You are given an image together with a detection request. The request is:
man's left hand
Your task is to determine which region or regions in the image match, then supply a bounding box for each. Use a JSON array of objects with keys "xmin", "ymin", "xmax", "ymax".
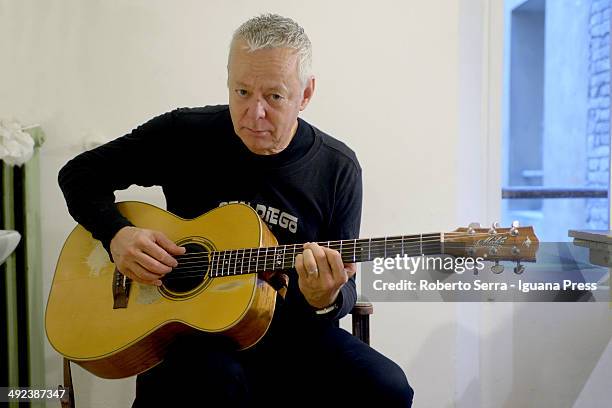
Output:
[{"xmin": 295, "ymin": 242, "xmax": 356, "ymax": 309}]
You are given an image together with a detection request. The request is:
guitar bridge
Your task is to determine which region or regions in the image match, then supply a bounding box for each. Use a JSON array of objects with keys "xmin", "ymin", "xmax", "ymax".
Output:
[{"xmin": 112, "ymin": 268, "xmax": 131, "ymax": 309}]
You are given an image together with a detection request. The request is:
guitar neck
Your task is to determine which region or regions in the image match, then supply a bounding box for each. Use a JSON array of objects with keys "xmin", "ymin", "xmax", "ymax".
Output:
[{"xmin": 207, "ymin": 233, "xmax": 444, "ymax": 278}]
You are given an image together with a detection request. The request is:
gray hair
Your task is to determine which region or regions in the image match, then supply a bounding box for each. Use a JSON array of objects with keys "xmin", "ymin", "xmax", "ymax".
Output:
[{"xmin": 228, "ymin": 14, "xmax": 312, "ymax": 86}]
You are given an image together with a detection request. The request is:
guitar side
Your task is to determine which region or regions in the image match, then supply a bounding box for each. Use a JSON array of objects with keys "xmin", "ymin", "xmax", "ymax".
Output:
[{"xmin": 45, "ymin": 202, "xmax": 278, "ymax": 379}]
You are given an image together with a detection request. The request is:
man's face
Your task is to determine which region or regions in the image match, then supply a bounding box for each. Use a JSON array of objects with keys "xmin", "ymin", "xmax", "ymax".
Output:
[{"xmin": 228, "ymin": 40, "xmax": 314, "ymax": 155}]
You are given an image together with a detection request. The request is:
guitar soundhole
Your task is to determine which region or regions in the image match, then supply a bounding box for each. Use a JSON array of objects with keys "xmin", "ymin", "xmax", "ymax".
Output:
[{"xmin": 161, "ymin": 242, "xmax": 209, "ymax": 295}]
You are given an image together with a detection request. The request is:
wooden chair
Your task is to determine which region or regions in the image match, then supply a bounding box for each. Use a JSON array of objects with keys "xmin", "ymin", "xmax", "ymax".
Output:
[{"xmin": 59, "ymin": 300, "xmax": 373, "ymax": 408}]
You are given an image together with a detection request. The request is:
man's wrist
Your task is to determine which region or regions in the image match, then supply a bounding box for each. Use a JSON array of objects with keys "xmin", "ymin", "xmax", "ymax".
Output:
[
  {"xmin": 313, "ymin": 292, "xmax": 342, "ymax": 315},
  {"xmin": 314, "ymin": 302, "xmax": 338, "ymax": 315}
]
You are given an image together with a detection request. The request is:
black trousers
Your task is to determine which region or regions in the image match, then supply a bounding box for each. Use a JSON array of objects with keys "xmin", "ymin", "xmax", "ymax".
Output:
[{"xmin": 133, "ymin": 302, "xmax": 414, "ymax": 407}]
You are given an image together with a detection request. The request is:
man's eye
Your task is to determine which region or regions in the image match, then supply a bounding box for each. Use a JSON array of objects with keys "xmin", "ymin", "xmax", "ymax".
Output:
[
  {"xmin": 236, "ymin": 89, "xmax": 248, "ymax": 96},
  {"xmin": 270, "ymin": 94, "xmax": 283, "ymax": 101}
]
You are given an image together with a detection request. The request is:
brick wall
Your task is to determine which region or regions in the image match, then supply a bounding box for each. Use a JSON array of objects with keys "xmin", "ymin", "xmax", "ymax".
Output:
[{"xmin": 587, "ymin": 0, "xmax": 611, "ymax": 228}]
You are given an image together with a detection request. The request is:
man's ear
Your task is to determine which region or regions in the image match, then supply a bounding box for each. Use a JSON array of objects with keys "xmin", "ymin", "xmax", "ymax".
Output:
[{"xmin": 299, "ymin": 76, "xmax": 315, "ymax": 111}]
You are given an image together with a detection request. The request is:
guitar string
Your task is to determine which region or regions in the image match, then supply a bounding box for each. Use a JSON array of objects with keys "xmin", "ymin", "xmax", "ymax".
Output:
[
  {"xmin": 171, "ymin": 232, "xmax": 516, "ymax": 266},
  {"xmin": 174, "ymin": 240, "xmax": 454, "ymax": 268},
  {"xmin": 168, "ymin": 232, "xmax": 516, "ymax": 275},
  {"xmin": 107, "ymin": 231, "xmax": 523, "ymax": 282},
  {"xmin": 157, "ymin": 244, "xmax": 475, "ymax": 282},
  {"xmin": 156, "ymin": 241, "xmax": 521, "ymax": 282},
  {"xmin": 173, "ymin": 231, "xmax": 512, "ymax": 261}
]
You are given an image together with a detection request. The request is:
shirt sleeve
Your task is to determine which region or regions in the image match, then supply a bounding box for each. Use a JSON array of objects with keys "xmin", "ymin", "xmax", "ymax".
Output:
[
  {"xmin": 58, "ymin": 111, "xmax": 175, "ymax": 254},
  {"xmin": 324, "ymin": 160, "xmax": 363, "ymax": 321}
]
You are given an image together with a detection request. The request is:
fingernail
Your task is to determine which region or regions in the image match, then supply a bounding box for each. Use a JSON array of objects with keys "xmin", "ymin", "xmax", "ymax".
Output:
[{"xmin": 155, "ymin": 280, "xmax": 162, "ymax": 286}]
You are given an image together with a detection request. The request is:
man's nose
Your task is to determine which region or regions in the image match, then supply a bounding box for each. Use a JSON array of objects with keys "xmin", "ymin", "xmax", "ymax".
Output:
[{"xmin": 247, "ymin": 99, "xmax": 266, "ymax": 121}]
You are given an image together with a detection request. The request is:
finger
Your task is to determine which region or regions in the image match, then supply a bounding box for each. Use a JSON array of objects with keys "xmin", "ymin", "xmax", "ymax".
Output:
[
  {"xmin": 123, "ymin": 263, "xmax": 163, "ymax": 286},
  {"xmin": 344, "ymin": 263, "xmax": 357, "ymax": 278},
  {"xmin": 134, "ymin": 251, "xmax": 173, "ymax": 276},
  {"xmin": 295, "ymin": 253, "xmax": 308, "ymax": 281},
  {"xmin": 302, "ymin": 247, "xmax": 320, "ymax": 278},
  {"xmin": 304, "ymin": 243, "xmax": 332, "ymax": 278},
  {"xmin": 140, "ymin": 234, "xmax": 180, "ymax": 268},
  {"xmin": 323, "ymin": 247, "xmax": 347, "ymax": 287},
  {"xmin": 153, "ymin": 231, "xmax": 186, "ymax": 256}
]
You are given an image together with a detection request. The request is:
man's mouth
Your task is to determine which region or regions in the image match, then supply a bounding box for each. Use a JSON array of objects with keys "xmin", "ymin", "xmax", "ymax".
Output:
[{"xmin": 245, "ymin": 127, "xmax": 272, "ymax": 136}]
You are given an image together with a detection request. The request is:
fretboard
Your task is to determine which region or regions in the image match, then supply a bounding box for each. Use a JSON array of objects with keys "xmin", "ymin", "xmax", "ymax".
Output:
[{"xmin": 204, "ymin": 233, "xmax": 443, "ymax": 278}]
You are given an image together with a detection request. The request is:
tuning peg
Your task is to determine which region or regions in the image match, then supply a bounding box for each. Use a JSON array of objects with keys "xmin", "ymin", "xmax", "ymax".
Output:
[
  {"xmin": 489, "ymin": 222, "xmax": 500, "ymax": 234},
  {"xmin": 491, "ymin": 261, "xmax": 504, "ymax": 274},
  {"xmin": 514, "ymin": 260, "xmax": 525, "ymax": 275},
  {"xmin": 467, "ymin": 222, "xmax": 480, "ymax": 235},
  {"xmin": 510, "ymin": 220, "xmax": 520, "ymax": 236}
]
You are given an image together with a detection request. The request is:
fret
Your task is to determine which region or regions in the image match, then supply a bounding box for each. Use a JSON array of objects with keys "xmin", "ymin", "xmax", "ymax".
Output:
[
  {"xmin": 354, "ymin": 239, "xmax": 368, "ymax": 262},
  {"xmin": 419, "ymin": 234, "xmax": 423, "ymax": 255},
  {"xmin": 247, "ymin": 247, "xmax": 252, "ymax": 274},
  {"xmin": 210, "ymin": 233, "xmax": 443, "ymax": 276},
  {"xmin": 384, "ymin": 237, "xmax": 387, "ymax": 258},
  {"xmin": 255, "ymin": 248, "xmax": 260, "ymax": 273},
  {"xmin": 289, "ymin": 244, "xmax": 294, "ymax": 268},
  {"xmin": 209, "ymin": 252, "xmax": 215, "ymax": 277},
  {"xmin": 213, "ymin": 251, "xmax": 219, "ymax": 277},
  {"xmin": 229, "ymin": 249, "xmax": 235, "ymax": 275},
  {"xmin": 226, "ymin": 250, "xmax": 231, "ymax": 275},
  {"xmin": 371, "ymin": 238, "xmax": 386, "ymax": 259},
  {"xmin": 274, "ymin": 246, "xmax": 283, "ymax": 270},
  {"xmin": 236, "ymin": 249, "xmax": 243, "ymax": 275},
  {"xmin": 282, "ymin": 245, "xmax": 292, "ymax": 269},
  {"xmin": 389, "ymin": 237, "xmax": 402, "ymax": 259},
  {"xmin": 268, "ymin": 247, "xmax": 273, "ymax": 270},
  {"xmin": 227, "ymin": 250, "xmax": 233, "ymax": 275},
  {"xmin": 271, "ymin": 247, "xmax": 277, "ymax": 270},
  {"xmin": 221, "ymin": 250, "xmax": 227, "ymax": 276},
  {"xmin": 242, "ymin": 248, "xmax": 247, "ymax": 275}
]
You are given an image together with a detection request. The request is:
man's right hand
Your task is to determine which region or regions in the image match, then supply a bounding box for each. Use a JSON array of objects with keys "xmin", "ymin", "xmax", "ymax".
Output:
[{"xmin": 110, "ymin": 226, "xmax": 186, "ymax": 286}]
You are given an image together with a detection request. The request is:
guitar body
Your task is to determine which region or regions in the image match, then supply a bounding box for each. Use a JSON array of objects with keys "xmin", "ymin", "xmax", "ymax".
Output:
[{"xmin": 45, "ymin": 202, "xmax": 278, "ymax": 379}]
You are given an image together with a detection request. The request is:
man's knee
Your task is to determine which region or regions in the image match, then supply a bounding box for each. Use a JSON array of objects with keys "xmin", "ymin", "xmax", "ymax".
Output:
[{"xmin": 372, "ymin": 360, "xmax": 414, "ymax": 407}]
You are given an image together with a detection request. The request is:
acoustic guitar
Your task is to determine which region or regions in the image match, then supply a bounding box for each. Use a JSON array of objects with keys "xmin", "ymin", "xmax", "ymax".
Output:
[{"xmin": 45, "ymin": 201, "xmax": 538, "ymax": 379}]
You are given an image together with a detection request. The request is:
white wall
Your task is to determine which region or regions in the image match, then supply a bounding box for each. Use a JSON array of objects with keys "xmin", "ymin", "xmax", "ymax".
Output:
[{"xmin": 2, "ymin": 1, "xmax": 610, "ymax": 407}]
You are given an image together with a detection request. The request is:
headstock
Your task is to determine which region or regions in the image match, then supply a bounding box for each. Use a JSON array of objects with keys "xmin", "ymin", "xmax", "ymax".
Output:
[{"xmin": 444, "ymin": 221, "xmax": 539, "ymax": 274}]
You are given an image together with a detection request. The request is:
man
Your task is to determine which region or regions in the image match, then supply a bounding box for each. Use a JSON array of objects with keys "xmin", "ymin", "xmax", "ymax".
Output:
[{"xmin": 59, "ymin": 14, "xmax": 414, "ymax": 407}]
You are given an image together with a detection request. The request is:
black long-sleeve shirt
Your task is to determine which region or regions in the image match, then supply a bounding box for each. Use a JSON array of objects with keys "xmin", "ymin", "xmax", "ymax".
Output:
[{"xmin": 58, "ymin": 105, "xmax": 362, "ymax": 321}]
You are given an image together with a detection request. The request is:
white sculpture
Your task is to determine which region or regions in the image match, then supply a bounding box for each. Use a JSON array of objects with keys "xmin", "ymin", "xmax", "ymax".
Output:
[{"xmin": 0, "ymin": 230, "xmax": 21, "ymax": 265}]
